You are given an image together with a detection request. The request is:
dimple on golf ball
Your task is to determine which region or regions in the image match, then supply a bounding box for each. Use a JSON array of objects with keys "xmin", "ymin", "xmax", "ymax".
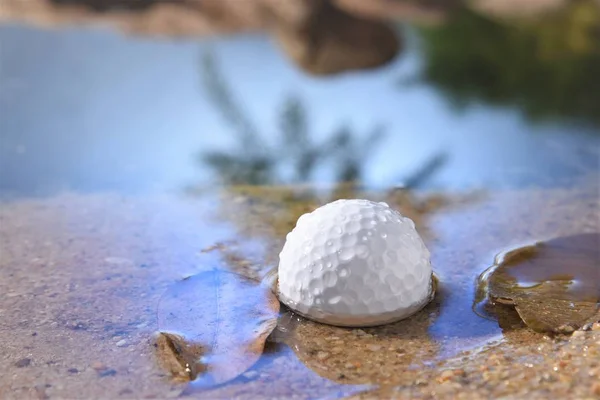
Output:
[{"xmin": 278, "ymin": 199, "xmax": 433, "ymax": 327}]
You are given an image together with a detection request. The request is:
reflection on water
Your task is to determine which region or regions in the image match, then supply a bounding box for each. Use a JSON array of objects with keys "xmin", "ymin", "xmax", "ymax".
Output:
[
  {"xmin": 474, "ymin": 233, "xmax": 600, "ymax": 333},
  {"xmin": 417, "ymin": 2, "xmax": 600, "ymax": 127},
  {"xmin": 1, "ymin": 3, "xmax": 599, "ymax": 196},
  {"xmin": 199, "ymin": 52, "xmax": 387, "ymax": 185},
  {"xmin": 156, "ymin": 270, "xmax": 279, "ymax": 389},
  {"xmin": 210, "ymin": 185, "xmax": 490, "ymax": 364},
  {"xmin": 203, "ymin": 173, "xmax": 598, "ymax": 389}
]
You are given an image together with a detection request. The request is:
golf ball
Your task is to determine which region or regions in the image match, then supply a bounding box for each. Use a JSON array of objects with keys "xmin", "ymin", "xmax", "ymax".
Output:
[{"xmin": 278, "ymin": 199, "xmax": 433, "ymax": 327}]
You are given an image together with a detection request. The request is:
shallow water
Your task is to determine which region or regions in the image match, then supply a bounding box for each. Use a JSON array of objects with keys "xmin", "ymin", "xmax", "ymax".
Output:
[
  {"xmin": 474, "ymin": 233, "xmax": 599, "ymax": 333},
  {"xmin": 1, "ymin": 4, "xmax": 600, "ymax": 399},
  {"xmin": 483, "ymin": 234, "xmax": 600, "ymax": 302}
]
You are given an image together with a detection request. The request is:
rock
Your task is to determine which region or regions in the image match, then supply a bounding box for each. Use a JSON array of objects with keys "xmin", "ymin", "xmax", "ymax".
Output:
[
  {"xmin": 438, "ymin": 368, "xmax": 466, "ymax": 382},
  {"xmin": 265, "ymin": 0, "xmax": 400, "ymax": 75},
  {"xmin": 439, "ymin": 370, "xmax": 455, "ymax": 382},
  {"xmin": 478, "ymin": 234, "xmax": 600, "ymax": 333}
]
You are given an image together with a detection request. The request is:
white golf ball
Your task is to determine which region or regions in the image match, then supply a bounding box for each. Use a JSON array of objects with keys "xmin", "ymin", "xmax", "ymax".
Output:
[{"xmin": 278, "ymin": 199, "xmax": 433, "ymax": 327}]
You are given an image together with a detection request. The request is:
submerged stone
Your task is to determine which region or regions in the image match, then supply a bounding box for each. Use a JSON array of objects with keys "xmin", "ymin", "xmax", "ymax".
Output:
[{"xmin": 476, "ymin": 233, "xmax": 600, "ymax": 333}]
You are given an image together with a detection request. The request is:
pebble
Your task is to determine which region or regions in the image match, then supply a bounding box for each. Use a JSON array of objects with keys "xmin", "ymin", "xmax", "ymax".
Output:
[
  {"xmin": 344, "ymin": 362, "xmax": 356, "ymax": 369},
  {"xmin": 560, "ymin": 325, "xmax": 575, "ymax": 333},
  {"xmin": 439, "ymin": 370, "xmax": 454, "ymax": 382},
  {"xmin": 91, "ymin": 362, "xmax": 106, "ymax": 371},
  {"xmin": 116, "ymin": 339, "xmax": 127, "ymax": 347},
  {"xmin": 572, "ymin": 331, "xmax": 586, "ymax": 338},
  {"xmin": 316, "ymin": 351, "xmax": 330, "ymax": 360},
  {"xmin": 367, "ymin": 344, "xmax": 382, "ymax": 352},
  {"xmin": 439, "ymin": 369, "xmax": 466, "ymax": 383},
  {"xmin": 331, "ymin": 347, "xmax": 343, "ymax": 354},
  {"xmin": 350, "ymin": 329, "xmax": 373, "ymax": 338}
]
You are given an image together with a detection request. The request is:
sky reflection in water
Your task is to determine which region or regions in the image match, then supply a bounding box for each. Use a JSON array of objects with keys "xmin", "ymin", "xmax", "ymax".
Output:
[{"xmin": 1, "ymin": 8, "xmax": 598, "ymax": 197}]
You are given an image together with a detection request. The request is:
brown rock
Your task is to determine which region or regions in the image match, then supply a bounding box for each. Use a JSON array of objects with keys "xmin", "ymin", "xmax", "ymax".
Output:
[
  {"xmin": 438, "ymin": 368, "xmax": 466, "ymax": 383},
  {"xmin": 479, "ymin": 234, "xmax": 600, "ymax": 334},
  {"xmin": 439, "ymin": 369, "xmax": 455, "ymax": 382},
  {"xmin": 367, "ymin": 344, "xmax": 382, "ymax": 352},
  {"xmin": 265, "ymin": 0, "xmax": 400, "ymax": 75}
]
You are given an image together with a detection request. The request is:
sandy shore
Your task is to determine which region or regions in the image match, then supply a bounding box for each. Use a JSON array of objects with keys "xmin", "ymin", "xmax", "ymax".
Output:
[{"xmin": 0, "ymin": 173, "xmax": 598, "ymax": 399}]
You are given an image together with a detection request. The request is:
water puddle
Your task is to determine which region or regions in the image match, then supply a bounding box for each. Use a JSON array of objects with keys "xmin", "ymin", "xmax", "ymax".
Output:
[
  {"xmin": 155, "ymin": 270, "xmax": 279, "ymax": 391},
  {"xmin": 151, "ymin": 178, "xmax": 598, "ymax": 394},
  {"xmin": 475, "ymin": 233, "xmax": 600, "ymax": 333}
]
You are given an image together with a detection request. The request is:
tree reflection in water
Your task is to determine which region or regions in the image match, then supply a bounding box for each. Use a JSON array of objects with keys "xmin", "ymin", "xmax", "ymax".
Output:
[
  {"xmin": 195, "ymin": 50, "xmax": 462, "ymax": 279},
  {"xmin": 199, "ymin": 51, "xmax": 386, "ymax": 186},
  {"xmin": 415, "ymin": 2, "xmax": 600, "ymax": 127}
]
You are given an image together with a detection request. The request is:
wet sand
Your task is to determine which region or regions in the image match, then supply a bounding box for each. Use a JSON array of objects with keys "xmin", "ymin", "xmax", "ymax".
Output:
[{"xmin": 1, "ymin": 173, "xmax": 598, "ymax": 399}]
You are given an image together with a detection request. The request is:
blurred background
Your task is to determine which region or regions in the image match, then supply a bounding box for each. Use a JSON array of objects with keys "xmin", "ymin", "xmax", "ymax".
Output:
[{"xmin": 1, "ymin": 0, "xmax": 599, "ymax": 197}]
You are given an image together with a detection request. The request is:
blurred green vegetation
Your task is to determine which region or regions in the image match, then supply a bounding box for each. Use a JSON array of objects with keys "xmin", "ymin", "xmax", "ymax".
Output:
[{"xmin": 416, "ymin": 1, "xmax": 600, "ymax": 126}]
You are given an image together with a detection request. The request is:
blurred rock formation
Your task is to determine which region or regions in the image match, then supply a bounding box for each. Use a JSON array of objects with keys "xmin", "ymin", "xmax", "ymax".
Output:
[{"xmin": 0, "ymin": 0, "xmax": 448, "ymax": 75}]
